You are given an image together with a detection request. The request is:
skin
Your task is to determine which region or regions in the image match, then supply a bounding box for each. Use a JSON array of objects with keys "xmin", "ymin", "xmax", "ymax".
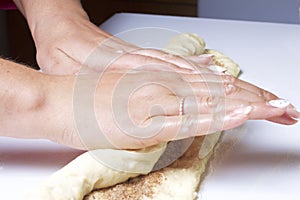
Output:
[
  {"xmin": 12, "ymin": 0, "xmax": 213, "ymax": 74},
  {"xmin": 2, "ymin": 0, "xmax": 297, "ymax": 150},
  {"xmin": 0, "ymin": 58, "xmax": 298, "ymax": 150}
]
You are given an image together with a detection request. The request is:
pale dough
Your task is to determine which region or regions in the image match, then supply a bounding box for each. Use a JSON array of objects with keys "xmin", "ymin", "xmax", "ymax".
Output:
[
  {"xmin": 164, "ymin": 33, "xmax": 206, "ymax": 56},
  {"xmin": 28, "ymin": 33, "xmax": 240, "ymax": 200},
  {"xmin": 27, "ymin": 144, "xmax": 167, "ymax": 200}
]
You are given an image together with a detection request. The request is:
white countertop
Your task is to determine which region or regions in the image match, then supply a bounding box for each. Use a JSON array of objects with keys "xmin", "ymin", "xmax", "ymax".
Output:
[
  {"xmin": 1, "ymin": 13, "xmax": 299, "ymax": 199},
  {"xmin": 101, "ymin": 13, "xmax": 300, "ymax": 200}
]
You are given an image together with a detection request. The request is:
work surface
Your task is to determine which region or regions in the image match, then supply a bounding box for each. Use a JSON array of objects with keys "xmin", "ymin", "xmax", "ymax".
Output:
[{"xmin": 1, "ymin": 13, "xmax": 300, "ymax": 199}]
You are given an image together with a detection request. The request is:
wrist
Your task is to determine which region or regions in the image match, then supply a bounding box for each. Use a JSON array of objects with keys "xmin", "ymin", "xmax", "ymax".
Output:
[
  {"xmin": 0, "ymin": 59, "xmax": 79, "ymax": 147},
  {"xmin": 0, "ymin": 59, "xmax": 48, "ymax": 138},
  {"xmin": 41, "ymin": 74, "xmax": 77, "ymax": 145}
]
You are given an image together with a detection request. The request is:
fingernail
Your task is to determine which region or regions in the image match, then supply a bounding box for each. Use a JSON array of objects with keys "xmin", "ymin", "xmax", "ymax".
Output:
[
  {"xmin": 230, "ymin": 106, "xmax": 252, "ymax": 117},
  {"xmin": 115, "ymin": 49, "xmax": 125, "ymax": 54},
  {"xmin": 208, "ymin": 65, "xmax": 227, "ymax": 73},
  {"xmin": 232, "ymin": 106, "xmax": 253, "ymax": 116},
  {"xmin": 201, "ymin": 54, "xmax": 214, "ymax": 58},
  {"xmin": 225, "ymin": 106, "xmax": 252, "ymax": 121},
  {"xmin": 287, "ymin": 106, "xmax": 300, "ymax": 119},
  {"xmin": 268, "ymin": 99, "xmax": 290, "ymax": 108}
]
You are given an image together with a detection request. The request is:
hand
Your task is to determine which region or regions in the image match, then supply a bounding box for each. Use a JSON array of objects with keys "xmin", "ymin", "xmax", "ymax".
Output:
[
  {"xmin": 52, "ymin": 68, "xmax": 298, "ymax": 150},
  {"xmin": 33, "ymin": 15, "xmax": 212, "ymax": 75},
  {"xmin": 14, "ymin": 0, "xmax": 210, "ymax": 75}
]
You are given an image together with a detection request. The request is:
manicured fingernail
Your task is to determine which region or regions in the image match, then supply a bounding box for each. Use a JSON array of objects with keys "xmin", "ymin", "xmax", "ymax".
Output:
[
  {"xmin": 208, "ymin": 65, "xmax": 227, "ymax": 73},
  {"xmin": 287, "ymin": 106, "xmax": 300, "ymax": 119},
  {"xmin": 268, "ymin": 99, "xmax": 290, "ymax": 108}
]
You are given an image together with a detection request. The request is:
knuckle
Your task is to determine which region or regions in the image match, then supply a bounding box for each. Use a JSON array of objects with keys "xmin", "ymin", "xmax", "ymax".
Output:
[
  {"xmin": 224, "ymin": 83, "xmax": 240, "ymax": 96},
  {"xmin": 222, "ymin": 74, "xmax": 237, "ymax": 84},
  {"xmin": 200, "ymin": 96, "xmax": 225, "ymax": 113},
  {"xmin": 261, "ymin": 89, "xmax": 276, "ymax": 100},
  {"xmin": 202, "ymin": 96, "xmax": 218, "ymax": 108},
  {"xmin": 162, "ymin": 52, "xmax": 176, "ymax": 60}
]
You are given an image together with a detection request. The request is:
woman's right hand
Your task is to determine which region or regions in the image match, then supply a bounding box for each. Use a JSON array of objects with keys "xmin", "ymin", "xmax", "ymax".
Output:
[{"xmin": 49, "ymin": 67, "xmax": 298, "ymax": 150}]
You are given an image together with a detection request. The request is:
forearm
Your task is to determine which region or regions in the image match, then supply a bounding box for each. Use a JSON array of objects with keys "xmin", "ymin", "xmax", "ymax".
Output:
[
  {"xmin": 0, "ymin": 58, "xmax": 75, "ymax": 143},
  {"xmin": 13, "ymin": 0, "xmax": 110, "ymax": 42},
  {"xmin": 13, "ymin": 0, "xmax": 88, "ymax": 29},
  {"xmin": 0, "ymin": 58, "xmax": 44, "ymax": 137}
]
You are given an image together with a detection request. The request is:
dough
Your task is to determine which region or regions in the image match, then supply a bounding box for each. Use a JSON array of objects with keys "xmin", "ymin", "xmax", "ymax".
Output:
[
  {"xmin": 85, "ymin": 136, "xmax": 221, "ymax": 200},
  {"xmin": 164, "ymin": 33, "xmax": 206, "ymax": 56},
  {"xmin": 28, "ymin": 33, "xmax": 240, "ymax": 200},
  {"xmin": 27, "ymin": 144, "xmax": 167, "ymax": 200},
  {"xmin": 204, "ymin": 49, "xmax": 240, "ymax": 77},
  {"xmin": 85, "ymin": 34, "xmax": 240, "ymax": 200}
]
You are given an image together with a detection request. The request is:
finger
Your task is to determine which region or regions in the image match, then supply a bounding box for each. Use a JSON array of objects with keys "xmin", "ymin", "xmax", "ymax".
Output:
[
  {"xmin": 221, "ymin": 75, "xmax": 279, "ymax": 101},
  {"xmin": 186, "ymin": 56, "xmax": 230, "ymax": 74},
  {"xmin": 159, "ymin": 73, "xmax": 269, "ymax": 103},
  {"xmin": 114, "ymin": 52, "xmax": 194, "ymax": 73},
  {"xmin": 151, "ymin": 99, "xmax": 295, "ymax": 142},
  {"xmin": 182, "ymin": 73, "xmax": 282, "ymax": 101},
  {"xmin": 185, "ymin": 54, "xmax": 214, "ymax": 66},
  {"xmin": 187, "ymin": 82, "xmax": 265, "ymax": 102},
  {"xmin": 263, "ymin": 100, "xmax": 298, "ymax": 124},
  {"xmin": 162, "ymin": 95, "xmax": 290, "ymax": 119},
  {"xmin": 267, "ymin": 113, "xmax": 298, "ymax": 125},
  {"xmin": 149, "ymin": 106, "xmax": 252, "ymax": 143},
  {"xmin": 131, "ymin": 49, "xmax": 199, "ymax": 71},
  {"xmin": 182, "ymin": 73, "xmax": 275, "ymax": 99},
  {"xmin": 178, "ymin": 96, "xmax": 279, "ymax": 116},
  {"xmin": 160, "ymin": 95, "xmax": 249, "ymax": 116},
  {"xmin": 181, "ymin": 74, "xmax": 299, "ymax": 124},
  {"xmin": 223, "ymin": 78, "xmax": 300, "ymax": 123},
  {"xmin": 181, "ymin": 73, "xmax": 299, "ymax": 120},
  {"xmin": 248, "ymin": 101, "xmax": 289, "ymax": 120},
  {"xmin": 225, "ymin": 78, "xmax": 300, "ymax": 123},
  {"xmin": 286, "ymin": 105, "xmax": 300, "ymax": 119}
]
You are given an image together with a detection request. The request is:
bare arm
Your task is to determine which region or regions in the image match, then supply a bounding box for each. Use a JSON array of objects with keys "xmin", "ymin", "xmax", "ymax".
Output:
[
  {"xmin": 1, "ymin": 58, "xmax": 298, "ymax": 150},
  {"xmin": 13, "ymin": 0, "xmax": 113, "ymax": 74},
  {"xmin": 0, "ymin": 58, "xmax": 77, "ymax": 145},
  {"xmin": 12, "ymin": 0, "xmax": 213, "ymax": 75},
  {"xmin": 13, "ymin": 0, "xmax": 110, "ymax": 38},
  {"xmin": 0, "ymin": 58, "xmax": 46, "ymax": 138}
]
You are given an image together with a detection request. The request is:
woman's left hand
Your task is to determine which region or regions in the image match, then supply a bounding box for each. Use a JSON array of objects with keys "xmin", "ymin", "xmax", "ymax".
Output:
[{"xmin": 33, "ymin": 15, "xmax": 212, "ymax": 75}]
